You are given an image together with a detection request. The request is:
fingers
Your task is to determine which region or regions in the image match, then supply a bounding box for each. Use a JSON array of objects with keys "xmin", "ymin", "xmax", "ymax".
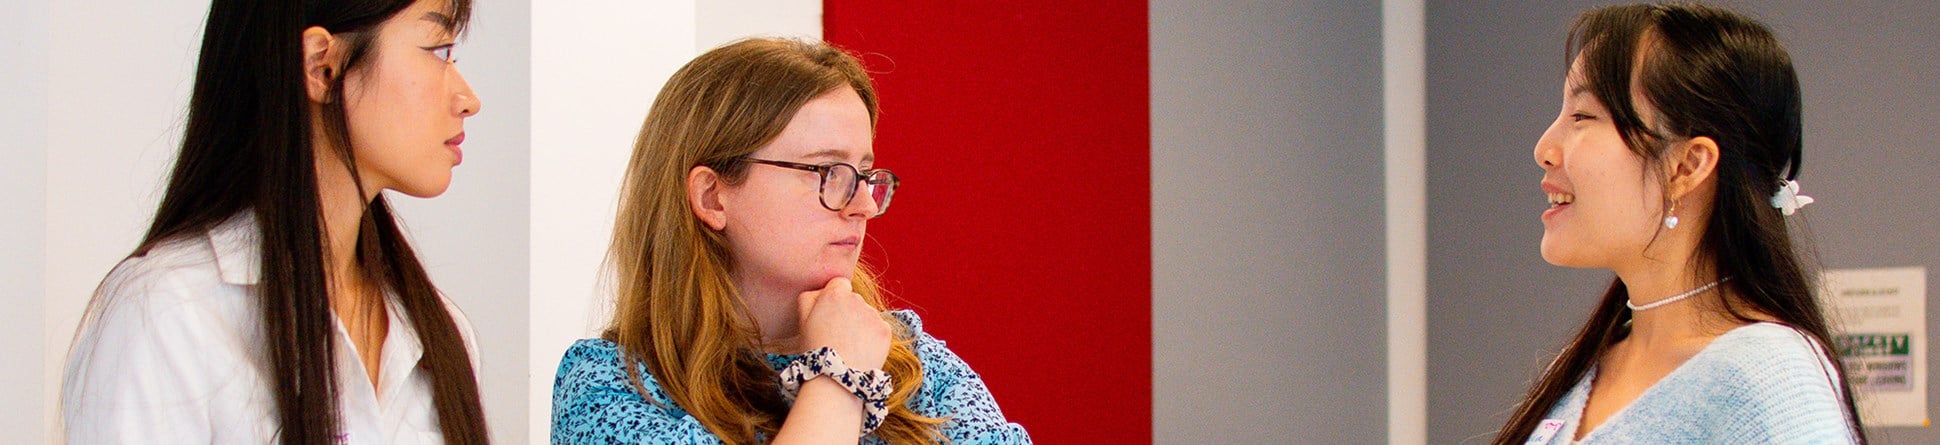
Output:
[
  {"xmin": 799, "ymin": 277, "xmax": 856, "ymax": 313},
  {"xmin": 825, "ymin": 277, "xmax": 853, "ymax": 295}
]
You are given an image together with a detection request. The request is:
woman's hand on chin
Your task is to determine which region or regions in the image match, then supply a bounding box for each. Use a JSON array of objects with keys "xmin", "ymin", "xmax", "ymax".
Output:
[{"xmin": 796, "ymin": 277, "xmax": 891, "ymax": 371}]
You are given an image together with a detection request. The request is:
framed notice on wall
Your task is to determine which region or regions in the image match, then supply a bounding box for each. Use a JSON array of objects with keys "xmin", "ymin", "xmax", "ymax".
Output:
[{"xmin": 1823, "ymin": 267, "xmax": 1929, "ymax": 427}]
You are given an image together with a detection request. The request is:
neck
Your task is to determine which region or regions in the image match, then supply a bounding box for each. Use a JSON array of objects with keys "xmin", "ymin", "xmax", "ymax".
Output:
[
  {"xmin": 1609, "ymin": 225, "xmax": 1722, "ymax": 344},
  {"xmin": 735, "ymin": 272, "xmax": 804, "ymax": 354},
  {"xmin": 313, "ymin": 140, "xmax": 374, "ymax": 308},
  {"xmin": 1613, "ymin": 257, "xmax": 1735, "ymax": 349}
]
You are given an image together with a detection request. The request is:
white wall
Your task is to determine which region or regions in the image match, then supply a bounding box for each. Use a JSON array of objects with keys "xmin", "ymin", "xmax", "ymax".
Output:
[
  {"xmin": 42, "ymin": 1, "xmax": 207, "ymax": 440},
  {"xmin": 527, "ymin": 1, "xmax": 694, "ymax": 443},
  {"xmin": 698, "ymin": 0, "xmax": 821, "ymax": 51},
  {"xmin": 1, "ymin": 1, "xmax": 51, "ymax": 443}
]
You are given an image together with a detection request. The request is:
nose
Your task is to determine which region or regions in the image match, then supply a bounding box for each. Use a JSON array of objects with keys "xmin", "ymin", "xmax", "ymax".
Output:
[
  {"xmin": 1534, "ymin": 118, "xmax": 1562, "ymax": 169},
  {"xmin": 841, "ymin": 180, "xmax": 882, "ymax": 220},
  {"xmin": 451, "ymin": 67, "xmax": 481, "ymax": 117}
]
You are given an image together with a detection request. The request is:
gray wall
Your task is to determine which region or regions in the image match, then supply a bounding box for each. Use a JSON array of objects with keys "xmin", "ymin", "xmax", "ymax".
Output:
[
  {"xmin": 1427, "ymin": 1, "xmax": 1940, "ymax": 443},
  {"xmin": 1153, "ymin": 0, "xmax": 1388, "ymax": 442}
]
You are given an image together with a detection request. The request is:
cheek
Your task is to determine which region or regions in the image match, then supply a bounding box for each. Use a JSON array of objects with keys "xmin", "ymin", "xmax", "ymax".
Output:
[
  {"xmin": 343, "ymin": 80, "xmax": 405, "ymax": 145},
  {"xmin": 341, "ymin": 74, "xmax": 443, "ymax": 149},
  {"xmin": 343, "ymin": 63, "xmax": 442, "ymax": 131},
  {"xmin": 727, "ymin": 192, "xmax": 813, "ymax": 248}
]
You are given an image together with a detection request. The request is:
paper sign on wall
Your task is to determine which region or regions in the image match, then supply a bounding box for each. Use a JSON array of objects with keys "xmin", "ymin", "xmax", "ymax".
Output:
[{"xmin": 1823, "ymin": 267, "xmax": 1928, "ymax": 427}]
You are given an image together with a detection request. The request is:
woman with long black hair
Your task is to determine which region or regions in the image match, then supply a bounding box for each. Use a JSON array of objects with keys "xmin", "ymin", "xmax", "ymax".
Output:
[
  {"xmin": 1496, "ymin": 3, "xmax": 1863, "ymax": 444},
  {"xmin": 62, "ymin": 0, "xmax": 490, "ymax": 443}
]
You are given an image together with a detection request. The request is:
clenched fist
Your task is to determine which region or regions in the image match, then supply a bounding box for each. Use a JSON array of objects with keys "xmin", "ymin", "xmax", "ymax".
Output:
[{"xmin": 796, "ymin": 277, "xmax": 891, "ymax": 371}]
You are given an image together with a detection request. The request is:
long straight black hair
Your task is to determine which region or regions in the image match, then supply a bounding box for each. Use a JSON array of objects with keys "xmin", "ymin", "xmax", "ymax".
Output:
[
  {"xmin": 1494, "ymin": 3, "xmax": 1865, "ymax": 443},
  {"xmin": 133, "ymin": 0, "xmax": 487, "ymax": 443}
]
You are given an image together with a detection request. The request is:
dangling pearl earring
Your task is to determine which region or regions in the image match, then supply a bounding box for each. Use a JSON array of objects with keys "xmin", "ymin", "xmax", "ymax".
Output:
[{"xmin": 1664, "ymin": 203, "xmax": 1680, "ymax": 229}]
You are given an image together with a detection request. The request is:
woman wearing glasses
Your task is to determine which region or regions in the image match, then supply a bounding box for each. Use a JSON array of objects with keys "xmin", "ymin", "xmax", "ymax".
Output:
[{"xmin": 550, "ymin": 38, "xmax": 1031, "ymax": 444}]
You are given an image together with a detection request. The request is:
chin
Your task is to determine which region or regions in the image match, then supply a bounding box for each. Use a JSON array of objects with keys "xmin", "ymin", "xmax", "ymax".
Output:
[
  {"xmin": 394, "ymin": 178, "xmax": 454, "ymax": 198},
  {"xmin": 819, "ymin": 266, "xmax": 855, "ymax": 281},
  {"xmin": 1537, "ymin": 237, "xmax": 1578, "ymax": 268},
  {"xmin": 815, "ymin": 262, "xmax": 858, "ymax": 281},
  {"xmin": 1538, "ymin": 246, "xmax": 1600, "ymax": 269}
]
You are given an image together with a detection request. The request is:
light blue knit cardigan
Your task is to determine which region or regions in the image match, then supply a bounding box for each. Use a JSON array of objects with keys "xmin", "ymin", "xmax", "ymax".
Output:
[{"xmin": 1525, "ymin": 322, "xmax": 1860, "ymax": 444}]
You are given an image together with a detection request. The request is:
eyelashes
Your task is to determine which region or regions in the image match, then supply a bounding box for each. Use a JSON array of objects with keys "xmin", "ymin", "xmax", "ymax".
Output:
[{"xmin": 426, "ymin": 44, "xmax": 456, "ymax": 63}]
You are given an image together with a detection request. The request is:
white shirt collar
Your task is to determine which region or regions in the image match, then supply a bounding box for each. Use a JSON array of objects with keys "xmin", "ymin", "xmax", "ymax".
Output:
[{"xmin": 205, "ymin": 210, "xmax": 433, "ymax": 410}]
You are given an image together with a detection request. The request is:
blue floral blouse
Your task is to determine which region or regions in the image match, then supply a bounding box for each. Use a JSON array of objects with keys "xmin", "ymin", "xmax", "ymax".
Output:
[{"xmin": 551, "ymin": 310, "xmax": 1032, "ymax": 444}]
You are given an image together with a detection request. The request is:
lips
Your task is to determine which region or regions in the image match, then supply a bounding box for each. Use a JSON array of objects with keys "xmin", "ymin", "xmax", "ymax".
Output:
[{"xmin": 445, "ymin": 132, "xmax": 465, "ymax": 166}]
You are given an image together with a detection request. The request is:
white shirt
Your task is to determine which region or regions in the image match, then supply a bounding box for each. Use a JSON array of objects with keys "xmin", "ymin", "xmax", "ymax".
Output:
[{"xmin": 62, "ymin": 213, "xmax": 482, "ymax": 444}]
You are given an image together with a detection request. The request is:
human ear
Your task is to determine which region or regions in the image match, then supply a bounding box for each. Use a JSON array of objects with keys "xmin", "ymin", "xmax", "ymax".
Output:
[
  {"xmin": 301, "ymin": 26, "xmax": 339, "ymax": 103},
  {"xmin": 688, "ymin": 166, "xmax": 729, "ymax": 231},
  {"xmin": 1665, "ymin": 136, "xmax": 1721, "ymax": 201}
]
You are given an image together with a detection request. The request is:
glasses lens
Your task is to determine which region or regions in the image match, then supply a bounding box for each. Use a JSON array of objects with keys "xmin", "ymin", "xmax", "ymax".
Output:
[
  {"xmin": 865, "ymin": 170, "xmax": 896, "ymax": 215},
  {"xmin": 821, "ymin": 163, "xmax": 859, "ymax": 211}
]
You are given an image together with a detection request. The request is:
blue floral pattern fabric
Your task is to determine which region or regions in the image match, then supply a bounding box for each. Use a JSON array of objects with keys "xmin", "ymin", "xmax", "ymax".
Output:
[{"xmin": 552, "ymin": 310, "xmax": 1032, "ymax": 444}]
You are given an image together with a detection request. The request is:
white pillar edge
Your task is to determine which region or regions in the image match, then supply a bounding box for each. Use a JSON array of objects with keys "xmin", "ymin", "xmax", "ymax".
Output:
[{"xmin": 1383, "ymin": 0, "xmax": 1429, "ymax": 443}]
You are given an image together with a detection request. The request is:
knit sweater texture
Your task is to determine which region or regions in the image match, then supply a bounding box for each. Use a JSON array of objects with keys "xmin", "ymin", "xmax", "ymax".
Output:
[{"xmin": 1527, "ymin": 322, "xmax": 1859, "ymax": 444}]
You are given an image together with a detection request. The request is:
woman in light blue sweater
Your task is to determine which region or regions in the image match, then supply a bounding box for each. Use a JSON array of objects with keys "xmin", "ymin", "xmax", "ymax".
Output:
[{"xmin": 1498, "ymin": 3, "xmax": 1864, "ymax": 444}]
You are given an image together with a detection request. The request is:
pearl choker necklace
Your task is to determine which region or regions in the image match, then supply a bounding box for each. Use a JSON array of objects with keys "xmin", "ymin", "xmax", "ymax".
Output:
[{"xmin": 1626, "ymin": 277, "xmax": 1732, "ymax": 312}]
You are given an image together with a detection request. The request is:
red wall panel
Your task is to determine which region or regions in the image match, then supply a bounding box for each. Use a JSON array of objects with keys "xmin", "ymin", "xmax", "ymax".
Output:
[{"xmin": 825, "ymin": 2, "xmax": 1151, "ymax": 443}]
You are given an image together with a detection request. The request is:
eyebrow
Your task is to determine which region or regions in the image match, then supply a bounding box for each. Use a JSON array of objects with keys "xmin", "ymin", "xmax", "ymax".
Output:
[
  {"xmin": 421, "ymin": 11, "xmax": 457, "ymax": 33},
  {"xmin": 801, "ymin": 148, "xmax": 873, "ymax": 164},
  {"xmin": 1568, "ymin": 86, "xmax": 1592, "ymax": 98}
]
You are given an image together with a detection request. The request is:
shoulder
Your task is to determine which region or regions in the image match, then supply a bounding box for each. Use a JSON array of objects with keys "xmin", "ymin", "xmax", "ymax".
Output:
[
  {"xmin": 551, "ymin": 339, "xmax": 722, "ymax": 444},
  {"xmin": 62, "ymin": 236, "xmax": 256, "ymax": 441},
  {"xmin": 885, "ymin": 310, "xmax": 972, "ymax": 385},
  {"xmin": 554, "ymin": 338, "xmax": 630, "ymax": 390},
  {"xmin": 552, "ymin": 338, "xmax": 679, "ymax": 409},
  {"xmin": 77, "ymin": 234, "xmax": 256, "ymax": 350},
  {"xmin": 556, "ymin": 338, "xmax": 622, "ymax": 372},
  {"xmin": 96, "ymin": 236, "xmax": 230, "ymax": 309},
  {"xmin": 1699, "ymin": 323, "xmax": 1840, "ymax": 385},
  {"xmin": 884, "ymin": 310, "xmax": 1035, "ymax": 443},
  {"xmin": 1679, "ymin": 322, "xmax": 1857, "ymax": 441},
  {"xmin": 93, "ymin": 213, "xmax": 265, "ymax": 321}
]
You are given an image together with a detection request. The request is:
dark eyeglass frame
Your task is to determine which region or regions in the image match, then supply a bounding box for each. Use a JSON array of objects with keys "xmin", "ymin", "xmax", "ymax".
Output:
[{"xmin": 742, "ymin": 158, "xmax": 900, "ymax": 215}]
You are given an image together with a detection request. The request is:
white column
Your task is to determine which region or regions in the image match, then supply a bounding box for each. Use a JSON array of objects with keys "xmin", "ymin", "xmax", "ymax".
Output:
[{"xmin": 1384, "ymin": 0, "xmax": 1428, "ymax": 443}]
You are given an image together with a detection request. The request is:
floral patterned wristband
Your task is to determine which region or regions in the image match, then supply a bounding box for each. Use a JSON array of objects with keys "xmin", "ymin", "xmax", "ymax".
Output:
[{"xmin": 777, "ymin": 346, "xmax": 894, "ymax": 435}]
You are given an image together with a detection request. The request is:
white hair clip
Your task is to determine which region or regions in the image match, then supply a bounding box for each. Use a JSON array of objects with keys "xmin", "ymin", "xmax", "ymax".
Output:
[{"xmin": 1770, "ymin": 179, "xmax": 1814, "ymax": 215}]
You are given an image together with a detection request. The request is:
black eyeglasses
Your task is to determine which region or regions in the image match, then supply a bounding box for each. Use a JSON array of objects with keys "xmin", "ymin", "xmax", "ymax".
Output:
[{"xmin": 742, "ymin": 158, "xmax": 900, "ymax": 216}]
